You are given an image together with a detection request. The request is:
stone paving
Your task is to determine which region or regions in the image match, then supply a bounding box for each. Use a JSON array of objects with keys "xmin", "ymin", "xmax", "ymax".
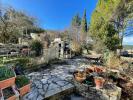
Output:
[{"xmin": 22, "ymin": 58, "xmax": 90, "ymax": 100}]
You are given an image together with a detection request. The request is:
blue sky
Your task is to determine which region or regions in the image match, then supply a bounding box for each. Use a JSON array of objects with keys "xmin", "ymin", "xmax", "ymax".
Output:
[
  {"xmin": 2, "ymin": 0, "xmax": 98, "ymax": 30},
  {"xmin": 123, "ymin": 36, "xmax": 133, "ymax": 45},
  {"xmin": 1, "ymin": 0, "xmax": 133, "ymax": 45}
]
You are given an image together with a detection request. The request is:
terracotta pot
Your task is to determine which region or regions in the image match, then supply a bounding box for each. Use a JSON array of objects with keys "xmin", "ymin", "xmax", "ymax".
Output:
[
  {"xmin": 85, "ymin": 67, "xmax": 94, "ymax": 74},
  {"xmin": 7, "ymin": 95, "xmax": 16, "ymax": 100},
  {"xmin": 0, "ymin": 77, "xmax": 16, "ymax": 89},
  {"xmin": 74, "ymin": 72, "xmax": 86, "ymax": 83},
  {"xmin": 75, "ymin": 76, "xmax": 86, "ymax": 83},
  {"xmin": 19, "ymin": 83, "xmax": 31, "ymax": 96},
  {"xmin": 94, "ymin": 66, "xmax": 105, "ymax": 73},
  {"xmin": 94, "ymin": 77, "xmax": 105, "ymax": 89}
]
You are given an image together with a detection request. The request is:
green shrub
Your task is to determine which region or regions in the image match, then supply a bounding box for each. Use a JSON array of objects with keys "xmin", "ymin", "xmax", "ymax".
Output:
[
  {"xmin": 15, "ymin": 75, "xmax": 30, "ymax": 88},
  {"xmin": 2, "ymin": 57, "xmax": 30, "ymax": 70},
  {"xmin": 0, "ymin": 67, "xmax": 15, "ymax": 81},
  {"xmin": 16, "ymin": 58, "xmax": 30, "ymax": 68},
  {"xmin": 30, "ymin": 40, "xmax": 43, "ymax": 56}
]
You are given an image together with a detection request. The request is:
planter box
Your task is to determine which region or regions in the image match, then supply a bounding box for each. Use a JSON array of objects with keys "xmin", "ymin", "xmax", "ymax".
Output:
[
  {"xmin": 7, "ymin": 95, "xmax": 16, "ymax": 100},
  {"xmin": 19, "ymin": 84, "xmax": 31, "ymax": 96},
  {"xmin": 0, "ymin": 77, "xmax": 16, "ymax": 89},
  {"xmin": 1, "ymin": 86, "xmax": 17, "ymax": 100}
]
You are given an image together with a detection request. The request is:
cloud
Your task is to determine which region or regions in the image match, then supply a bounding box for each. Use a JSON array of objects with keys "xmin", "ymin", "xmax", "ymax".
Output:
[{"xmin": 123, "ymin": 36, "xmax": 133, "ymax": 45}]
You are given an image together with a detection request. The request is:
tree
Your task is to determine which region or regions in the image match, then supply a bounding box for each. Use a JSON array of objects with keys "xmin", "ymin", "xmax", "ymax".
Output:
[
  {"xmin": 0, "ymin": 7, "xmax": 37, "ymax": 43},
  {"xmin": 60, "ymin": 30, "xmax": 70, "ymax": 42},
  {"xmin": 89, "ymin": 0, "xmax": 133, "ymax": 67},
  {"xmin": 100, "ymin": 23, "xmax": 120, "ymax": 51},
  {"xmin": 89, "ymin": 0, "xmax": 122, "ymax": 52},
  {"xmin": 30, "ymin": 40, "xmax": 43, "ymax": 56},
  {"xmin": 80, "ymin": 9, "xmax": 88, "ymax": 42},
  {"xmin": 111, "ymin": 0, "xmax": 133, "ymax": 47},
  {"xmin": 71, "ymin": 13, "xmax": 81, "ymax": 27},
  {"xmin": 71, "ymin": 14, "xmax": 81, "ymax": 40},
  {"xmin": 69, "ymin": 14, "xmax": 82, "ymax": 55}
]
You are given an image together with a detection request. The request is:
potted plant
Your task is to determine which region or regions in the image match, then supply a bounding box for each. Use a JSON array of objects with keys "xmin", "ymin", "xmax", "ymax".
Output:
[
  {"xmin": 94, "ymin": 66, "xmax": 105, "ymax": 73},
  {"xmin": 74, "ymin": 71, "xmax": 86, "ymax": 83},
  {"xmin": 94, "ymin": 77, "xmax": 105, "ymax": 89},
  {"xmin": 15, "ymin": 75, "xmax": 30, "ymax": 96},
  {"xmin": 85, "ymin": 66, "xmax": 105, "ymax": 74},
  {"xmin": 0, "ymin": 67, "xmax": 16, "ymax": 89},
  {"xmin": 85, "ymin": 67, "xmax": 94, "ymax": 74},
  {"xmin": 2, "ymin": 87, "xmax": 16, "ymax": 100}
]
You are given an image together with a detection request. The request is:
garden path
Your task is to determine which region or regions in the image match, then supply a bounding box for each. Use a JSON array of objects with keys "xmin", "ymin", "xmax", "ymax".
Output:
[{"xmin": 23, "ymin": 57, "xmax": 90, "ymax": 100}]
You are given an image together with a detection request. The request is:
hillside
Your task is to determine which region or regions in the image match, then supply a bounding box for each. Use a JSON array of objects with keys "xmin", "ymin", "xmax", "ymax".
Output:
[{"xmin": 123, "ymin": 45, "xmax": 133, "ymax": 50}]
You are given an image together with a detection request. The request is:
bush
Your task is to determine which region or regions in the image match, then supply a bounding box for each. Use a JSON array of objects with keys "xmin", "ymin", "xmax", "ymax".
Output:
[
  {"xmin": 82, "ymin": 43, "xmax": 93, "ymax": 54},
  {"xmin": 30, "ymin": 40, "xmax": 43, "ymax": 56},
  {"xmin": 0, "ymin": 67, "xmax": 15, "ymax": 81},
  {"xmin": 106, "ymin": 52, "xmax": 121, "ymax": 68},
  {"xmin": 15, "ymin": 58, "xmax": 30, "ymax": 68},
  {"xmin": 93, "ymin": 39, "xmax": 106, "ymax": 54},
  {"xmin": 3, "ymin": 57, "xmax": 30, "ymax": 70},
  {"xmin": 15, "ymin": 75, "xmax": 30, "ymax": 88},
  {"xmin": 71, "ymin": 40, "xmax": 82, "ymax": 56}
]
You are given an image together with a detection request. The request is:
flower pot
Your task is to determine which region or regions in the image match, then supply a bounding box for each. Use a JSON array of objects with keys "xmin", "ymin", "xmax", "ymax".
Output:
[
  {"xmin": 94, "ymin": 66, "xmax": 105, "ymax": 73},
  {"xmin": 7, "ymin": 95, "xmax": 16, "ymax": 100},
  {"xmin": 86, "ymin": 66, "xmax": 105, "ymax": 74},
  {"xmin": 0, "ymin": 77, "xmax": 16, "ymax": 89},
  {"xmin": 75, "ymin": 76, "xmax": 86, "ymax": 83},
  {"xmin": 74, "ymin": 72, "xmax": 86, "ymax": 83},
  {"xmin": 19, "ymin": 83, "xmax": 31, "ymax": 96},
  {"xmin": 94, "ymin": 77, "xmax": 105, "ymax": 89},
  {"xmin": 85, "ymin": 67, "xmax": 95, "ymax": 74}
]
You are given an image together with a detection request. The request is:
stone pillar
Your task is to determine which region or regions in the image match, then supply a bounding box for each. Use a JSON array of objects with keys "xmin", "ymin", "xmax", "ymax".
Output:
[{"xmin": 60, "ymin": 42, "xmax": 64, "ymax": 59}]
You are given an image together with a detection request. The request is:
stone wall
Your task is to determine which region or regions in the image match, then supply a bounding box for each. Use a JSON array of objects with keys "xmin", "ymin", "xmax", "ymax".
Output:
[
  {"xmin": 30, "ymin": 46, "xmax": 59, "ymax": 65},
  {"xmin": 74, "ymin": 80, "xmax": 121, "ymax": 100},
  {"xmin": 43, "ymin": 46, "xmax": 59, "ymax": 63}
]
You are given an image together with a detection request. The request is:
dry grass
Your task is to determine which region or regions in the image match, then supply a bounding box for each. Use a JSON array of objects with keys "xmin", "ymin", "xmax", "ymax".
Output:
[{"xmin": 107, "ymin": 55, "xmax": 121, "ymax": 69}]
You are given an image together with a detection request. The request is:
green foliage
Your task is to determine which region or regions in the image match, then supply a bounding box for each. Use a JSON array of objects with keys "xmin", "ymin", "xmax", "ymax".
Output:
[
  {"xmin": 30, "ymin": 40, "xmax": 43, "ymax": 56},
  {"xmin": 90, "ymin": 0, "xmax": 133, "ymax": 50},
  {"xmin": 2, "ymin": 57, "xmax": 30, "ymax": 70},
  {"xmin": 80, "ymin": 9, "xmax": 88, "ymax": 42},
  {"xmin": 81, "ymin": 9, "xmax": 88, "ymax": 33},
  {"xmin": 26, "ymin": 27, "xmax": 45, "ymax": 34},
  {"xmin": 3, "ymin": 57, "xmax": 29, "ymax": 64},
  {"xmin": 0, "ymin": 67, "xmax": 15, "ymax": 81},
  {"xmin": 100, "ymin": 23, "xmax": 120, "ymax": 51},
  {"xmin": 89, "ymin": 0, "xmax": 121, "ymax": 51},
  {"xmin": 15, "ymin": 75, "xmax": 30, "ymax": 88},
  {"xmin": 15, "ymin": 58, "xmax": 30, "ymax": 69},
  {"xmin": 71, "ymin": 13, "xmax": 81, "ymax": 27},
  {"xmin": 0, "ymin": 7, "xmax": 42, "ymax": 43}
]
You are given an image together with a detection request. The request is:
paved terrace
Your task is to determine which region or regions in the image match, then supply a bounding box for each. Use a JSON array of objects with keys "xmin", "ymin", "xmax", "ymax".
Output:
[{"xmin": 23, "ymin": 57, "xmax": 91, "ymax": 100}]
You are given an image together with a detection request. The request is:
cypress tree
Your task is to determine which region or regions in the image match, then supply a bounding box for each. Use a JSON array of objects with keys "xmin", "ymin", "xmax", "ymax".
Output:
[{"xmin": 80, "ymin": 9, "xmax": 87, "ymax": 42}]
